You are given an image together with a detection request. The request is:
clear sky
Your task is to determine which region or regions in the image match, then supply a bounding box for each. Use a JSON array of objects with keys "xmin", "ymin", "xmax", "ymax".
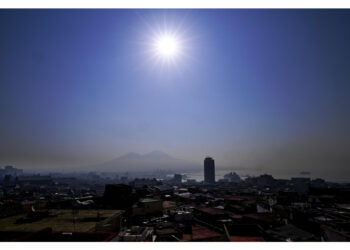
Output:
[{"xmin": 0, "ymin": 9, "xmax": 349, "ymax": 180}]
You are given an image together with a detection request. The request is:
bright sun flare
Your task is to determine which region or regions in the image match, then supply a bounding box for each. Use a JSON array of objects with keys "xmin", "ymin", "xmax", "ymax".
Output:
[
  {"xmin": 155, "ymin": 35, "xmax": 179, "ymax": 59},
  {"xmin": 144, "ymin": 21, "xmax": 190, "ymax": 68}
]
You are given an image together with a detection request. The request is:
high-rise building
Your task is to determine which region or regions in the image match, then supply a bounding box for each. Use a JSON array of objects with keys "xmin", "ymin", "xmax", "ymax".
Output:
[
  {"xmin": 204, "ymin": 157, "xmax": 215, "ymax": 184},
  {"xmin": 173, "ymin": 174, "xmax": 182, "ymax": 184}
]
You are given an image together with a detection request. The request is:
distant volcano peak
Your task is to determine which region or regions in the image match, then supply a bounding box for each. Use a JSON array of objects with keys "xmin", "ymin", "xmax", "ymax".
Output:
[
  {"xmin": 89, "ymin": 150, "xmax": 199, "ymax": 172},
  {"xmin": 144, "ymin": 150, "xmax": 173, "ymax": 158}
]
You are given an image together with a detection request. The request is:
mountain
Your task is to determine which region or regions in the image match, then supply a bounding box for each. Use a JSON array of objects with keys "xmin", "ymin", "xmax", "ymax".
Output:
[
  {"xmin": 87, "ymin": 150, "xmax": 200, "ymax": 172},
  {"xmin": 117, "ymin": 152, "xmax": 143, "ymax": 160}
]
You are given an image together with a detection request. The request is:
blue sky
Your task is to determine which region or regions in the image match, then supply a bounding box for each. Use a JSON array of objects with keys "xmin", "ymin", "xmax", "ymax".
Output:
[{"xmin": 0, "ymin": 9, "xmax": 349, "ymax": 180}]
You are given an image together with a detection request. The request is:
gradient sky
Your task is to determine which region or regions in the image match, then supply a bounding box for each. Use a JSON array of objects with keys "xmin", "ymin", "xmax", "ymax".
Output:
[{"xmin": 0, "ymin": 9, "xmax": 349, "ymax": 180}]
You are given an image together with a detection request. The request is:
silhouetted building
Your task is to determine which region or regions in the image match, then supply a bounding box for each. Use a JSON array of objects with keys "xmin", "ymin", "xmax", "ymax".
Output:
[
  {"xmin": 132, "ymin": 198, "xmax": 163, "ymax": 217},
  {"xmin": 245, "ymin": 174, "xmax": 275, "ymax": 187},
  {"xmin": 223, "ymin": 172, "xmax": 241, "ymax": 183},
  {"xmin": 17, "ymin": 175, "xmax": 53, "ymax": 186},
  {"xmin": 186, "ymin": 179, "xmax": 197, "ymax": 184},
  {"xmin": 131, "ymin": 178, "xmax": 161, "ymax": 189},
  {"xmin": 265, "ymin": 224, "xmax": 317, "ymax": 241},
  {"xmin": 204, "ymin": 157, "xmax": 215, "ymax": 184},
  {"xmin": 291, "ymin": 177, "xmax": 311, "ymax": 192},
  {"xmin": 173, "ymin": 174, "xmax": 182, "ymax": 184},
  {"xmin": 152, "ymin": 185, "xmax": 174, "ymax": 195},
  {"xmin": 3, "ymin": 174, "xmax": 16, "ymax": 187},
  {"xmin": 103, "ymin": 184, "xmax": 134, "ymax": 210},
  {"xmin": 118, "ymin": 226, "xmax": 154, "ymax": 242},
  {"xmin": 0, "ymin": 165, "xmax": 23, "ymax": 178}
]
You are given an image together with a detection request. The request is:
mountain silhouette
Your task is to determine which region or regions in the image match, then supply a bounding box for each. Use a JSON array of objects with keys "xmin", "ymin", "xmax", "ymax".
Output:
[{"xmin": 87, "ymin": 150, "xmax": 199, "ymax": 172}]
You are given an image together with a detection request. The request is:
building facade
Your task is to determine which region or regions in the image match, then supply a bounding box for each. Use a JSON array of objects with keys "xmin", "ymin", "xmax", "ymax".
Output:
[{"xmin": 204, "ymin": 157, "xmax": 215, "ymax": 184}]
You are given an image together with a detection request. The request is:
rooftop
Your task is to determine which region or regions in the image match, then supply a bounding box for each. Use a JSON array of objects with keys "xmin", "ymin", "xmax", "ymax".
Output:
[
  {"xmin": 266, "ymin": 224, "xmax": 316, "ymax": 241},
  {"xmin": 196, "ymin": 207, "xmax": 228, "ymax": 215},
  {"xmin": 243, "ymin": 213, "xmax": 277, "ymax": 223},
  {"xmin": 140, "ymin": 198, "xmax": 161, "ymax": 203},
  {"xmin": 230, "ymin": 236, "xmax": 265, "ymax": 242},
  {"xmin": 162, "ymin": 201, "xmax": 176, "ymax": 209},
  {"xmin": 17, "ymin": 176, "xmax": 52, "ymax": 181},
  {"xmin": 0, "ymin": 209, "xmax": 123, "ymax": 232},
  {"xmin": 224, "ymin": 197, "xmax": 245, "ymax": 201},
  {"xmin": 182, "ymin": 224, "xmax": 223, "ymax": 241}
]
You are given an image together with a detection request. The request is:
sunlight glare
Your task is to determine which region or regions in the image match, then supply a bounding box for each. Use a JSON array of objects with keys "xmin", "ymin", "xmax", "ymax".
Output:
[{"xmin": 155, "ymin": 35, "xmax": 179, "ymax": 58}]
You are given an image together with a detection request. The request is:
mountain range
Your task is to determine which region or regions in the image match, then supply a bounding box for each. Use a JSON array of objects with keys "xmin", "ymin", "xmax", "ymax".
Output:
[{"xmin": 86, "ymin": 150, "xmax": 200, "ymax": 172}]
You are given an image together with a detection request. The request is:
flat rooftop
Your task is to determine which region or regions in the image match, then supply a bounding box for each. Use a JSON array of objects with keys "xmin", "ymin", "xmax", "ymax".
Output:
[
  {"xmin": 0, "ymin": 209, "xmax": 123, "ymax": 233},
  {"xmin": 182, "ymin": 224, "xmax": 223, "ymax": 241},
  {"xmin": 140, "ymin": 198, "xmax": 161, "ymax": 203}
]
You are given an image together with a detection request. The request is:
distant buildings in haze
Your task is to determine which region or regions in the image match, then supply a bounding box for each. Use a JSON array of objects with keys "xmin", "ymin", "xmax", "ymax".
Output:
[
  {"xmin": 223, "ymin": 172, "xmax": 241, "ymax": 183},
  {"xmin": 173, "ymin": 174, "xmax": 182, "ymax": 184},
  {"xmin": 0, "ymin": 165, "xmax": 23, "ymax": 177}
]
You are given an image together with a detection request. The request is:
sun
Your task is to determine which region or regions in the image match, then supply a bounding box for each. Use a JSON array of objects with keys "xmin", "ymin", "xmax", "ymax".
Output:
[
  {"xmin": 155, "ymin": 35, "xmax": 179, "ymax": 59},
  {"xmin": 140, "ymin": 16, "xmax": 193, "ymax": 71}
]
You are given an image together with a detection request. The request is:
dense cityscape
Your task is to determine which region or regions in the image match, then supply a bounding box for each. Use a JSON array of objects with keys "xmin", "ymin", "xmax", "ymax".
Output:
[
  {"xmin": 1, "ymin": 157, "xmax": 350, "ymax": 242},
  {"xmin": 1, "ymin": 7, "xmax": 350, "ymax": 246}
]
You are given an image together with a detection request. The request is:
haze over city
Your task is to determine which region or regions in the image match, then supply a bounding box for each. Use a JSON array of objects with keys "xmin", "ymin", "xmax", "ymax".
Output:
[
  {"xmin": 1, "ymin": 9, "xmax": 350, "ymax": 181},
  {"xmin": 2, "ymin": 5, "xmax": 350, "ymax": 244}
]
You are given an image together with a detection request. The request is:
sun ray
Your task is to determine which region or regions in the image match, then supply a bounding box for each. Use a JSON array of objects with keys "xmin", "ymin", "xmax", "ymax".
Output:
[{"xmin": 132, "ymin": 12, "xmax": 197, "ymax": 76}]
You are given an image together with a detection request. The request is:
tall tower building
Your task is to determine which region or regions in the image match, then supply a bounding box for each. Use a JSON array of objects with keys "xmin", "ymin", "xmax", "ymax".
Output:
[{"xmin": 204, "ymin": 157, "xmax": 215, "ymax": 184}]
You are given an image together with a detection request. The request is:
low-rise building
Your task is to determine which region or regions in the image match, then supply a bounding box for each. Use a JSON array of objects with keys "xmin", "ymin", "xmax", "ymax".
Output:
[
  {"xmin": 132, "ymin": 198, "xmax": 163, "ymax": 217},
  {"xmin": 118, "ymin": 226, "xmax": 154, "ymax": 241},
  {"xmin": 265, "ymin": 224, "xmax": 318, "ymax": 241}
]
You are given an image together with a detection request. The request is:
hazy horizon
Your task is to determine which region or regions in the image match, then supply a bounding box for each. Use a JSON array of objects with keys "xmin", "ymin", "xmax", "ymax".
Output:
[{"xmin": 1, "ymin": 9, "xmax": 350, "ymax": 181}]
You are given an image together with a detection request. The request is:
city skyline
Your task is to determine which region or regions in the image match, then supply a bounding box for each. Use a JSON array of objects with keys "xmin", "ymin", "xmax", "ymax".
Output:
[
  {"xmin": 1, "ymin": 5, "xmax": 350, "ymax": 244},
  {"xmin": 1, "ymin": 9, "xmax": 350, "ymax": 181}
]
